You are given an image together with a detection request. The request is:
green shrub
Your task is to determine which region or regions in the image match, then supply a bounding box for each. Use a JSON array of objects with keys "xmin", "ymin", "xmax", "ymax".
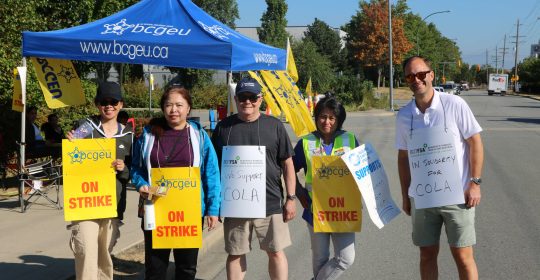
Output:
[
  {"xmin": 191, "ymin": 84, "xmax": 228, "ymax": 109},
  {"xmin": 332, "ymin": 76, "xmax": 376, "ymax": 110},
  {"xmin": 123, "ymin": 79, "xmax": 162, "ymax": 109}
]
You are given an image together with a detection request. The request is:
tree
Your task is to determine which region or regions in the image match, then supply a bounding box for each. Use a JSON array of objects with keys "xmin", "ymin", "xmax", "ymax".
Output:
[
  {"xmin": 400, "ymin": 7, "xmax": 462, "ymax": 85},
  {"xmin": 304, "ymin": 18, "xmax": 346, "ymax": 71},
  {"xmin": 258, "ymin": 0, "xmax": 288, "ymax": 48},
  {"xmin": 345, "ymin": 0, "xmax": 413, "ymax": 88},
  {"xmin": 293, "ymin": 40, "xmax": 335, "ymax": 93},
  {"xmin": 193, "ymin": 0, "xmax": 239, "ymax": 28},
  {"xmin": 517, "ymin": 57, "xmax": 540, "ymax": 92}
]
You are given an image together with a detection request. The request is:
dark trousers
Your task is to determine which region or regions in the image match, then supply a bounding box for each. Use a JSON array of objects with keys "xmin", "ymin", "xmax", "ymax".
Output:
[{"xmin": 143, "ymin": 226, "xmax": 199, "ymax": 280}]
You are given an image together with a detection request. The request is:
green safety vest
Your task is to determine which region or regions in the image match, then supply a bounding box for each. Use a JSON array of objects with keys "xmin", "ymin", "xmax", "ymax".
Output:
[{"xmin": 302, "ymin": 131, "xmax": 357, "ymax": 192}]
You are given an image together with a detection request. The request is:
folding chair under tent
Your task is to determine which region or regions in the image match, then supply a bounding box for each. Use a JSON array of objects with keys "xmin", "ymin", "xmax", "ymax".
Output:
[
  {"xmin": 18, "ymin": 0, "xmax": 288, "ymax": 212},
  {"xmin": 19, "ymin": 159, "xmax": 63, "ymax": 211}
]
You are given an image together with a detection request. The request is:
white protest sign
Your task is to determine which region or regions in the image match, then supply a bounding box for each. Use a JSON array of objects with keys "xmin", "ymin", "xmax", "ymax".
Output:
[
  {"xmin": 342, "ymin": 143, "xmax": 401, "ymax": 229},
  {"xmin": 408, "ymin": 127, "xmax": 464, "ymax": 209},
  {"xmin": 220, "ymin": 146, "xmax": 266, "ymax": 218}
]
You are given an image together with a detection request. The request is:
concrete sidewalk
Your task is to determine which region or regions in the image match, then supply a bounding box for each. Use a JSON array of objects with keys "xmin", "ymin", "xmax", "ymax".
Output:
[{"xmin": 0, "ymin": 185, "xmax": 224, "ymax": 280}]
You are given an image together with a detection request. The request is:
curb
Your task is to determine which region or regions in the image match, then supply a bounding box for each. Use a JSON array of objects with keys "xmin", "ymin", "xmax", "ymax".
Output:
[
  {"xmin": 106, "ymin": 221, "xmax": 225, "ymax": 280},
  {"xmin": 507, "ymin": 92, "xmax": 540, "ymax": 101}
]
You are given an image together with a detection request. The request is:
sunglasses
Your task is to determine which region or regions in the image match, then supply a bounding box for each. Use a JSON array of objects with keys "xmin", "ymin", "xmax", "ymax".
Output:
[
  {"xmin": 237, "ymin": 94, "xmax": 260, "ymax": 103},
  {"xmin": 405, "ymin": 70, "xmax": 432, "ymax": 83},
  {"xmin": 99, "ymin": 99, "xmax": 120, "ymax": 106}
]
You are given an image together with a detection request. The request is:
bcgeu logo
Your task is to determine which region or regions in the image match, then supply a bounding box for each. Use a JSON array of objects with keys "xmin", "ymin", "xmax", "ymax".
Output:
[
  {"xmin": 154, "ymin": 175, "xmax": 198, "ymax": 190},
  {"xmin": 102, "ymin": 19, "xmax": 191, "ymax": 37},
  {"xmin": 197, "ymin": 20, "xmax": 238, "ymax": 40},
  {"xmin": 67, "ymin": 147, "xmax": 112, "ymax": 164},
  {"xmin": 315, "ymin": 163, "xmax": 350, "ymax": 179}
]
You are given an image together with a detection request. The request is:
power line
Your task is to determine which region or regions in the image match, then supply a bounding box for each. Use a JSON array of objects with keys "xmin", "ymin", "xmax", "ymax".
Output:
[{"xmin": 510, "ymin": 19, "xmax": 525, "ymax": 92}]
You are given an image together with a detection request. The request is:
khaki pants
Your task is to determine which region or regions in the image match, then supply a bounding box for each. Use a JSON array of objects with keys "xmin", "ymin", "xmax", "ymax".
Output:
[{"xmin": 68, "ymin": 219, "xmax": 120, "ymax": 280}]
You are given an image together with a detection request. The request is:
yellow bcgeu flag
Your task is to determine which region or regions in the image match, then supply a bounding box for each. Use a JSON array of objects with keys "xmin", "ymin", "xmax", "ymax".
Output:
[
  {"xmin": 31, "ymin": 57, "xmax": 86, "ymax": 108},
  {"xmin": 276, "ymin": 71, "xmax": 315, "ymax": 131},
  {"xmin": 62, "ymin": 139, "xmax": 117, "ymax": 221},
  {"xmin": 260, "ymin": 70, "xmax": 310, "ymax": 136},
  {"xmin": 12, "ymin": 68, "xmax": 24, "ymax": 112},
  {"xmin": 248, "ymin": 71, "xmax": 281, "ymax": 117},
  {"xmin": 287, "ymin": 38, "xmax": 299, "ymax": 83},
  {"xmin": 312, "ymin": 156, "xmax": 362, "ymax": 233},
  {"xmin": 306, "ymin": 77, "xmax": 314, "ymax": 115},
  {"xmin": 152, "ymin": 167, "xmax": 202, "ymax": 249}
]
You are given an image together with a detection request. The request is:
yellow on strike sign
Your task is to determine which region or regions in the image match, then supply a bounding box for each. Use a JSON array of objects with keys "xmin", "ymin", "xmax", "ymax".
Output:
[
  {"xmin": 62, "ymin": 139, "xmax": 117, "ymax": 221},
  {"xmin": 151, "ymin": 167, "xmax": 202, "ymax": 249},
  {"xmin": 312, "ymin": 156, "xmax": 362, "ymax": 233}
]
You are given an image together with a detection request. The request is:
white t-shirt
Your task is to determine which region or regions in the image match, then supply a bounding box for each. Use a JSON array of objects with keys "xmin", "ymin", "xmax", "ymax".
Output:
[{"xmin": 395, "ymin": 91, "xmax": 482, "ymax": 195}]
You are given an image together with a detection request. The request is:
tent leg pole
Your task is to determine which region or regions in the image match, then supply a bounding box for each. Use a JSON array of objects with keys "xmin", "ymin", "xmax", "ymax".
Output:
[{"xmin": 19, "ymin": 57, "xmax": 27, "ymax": 213}]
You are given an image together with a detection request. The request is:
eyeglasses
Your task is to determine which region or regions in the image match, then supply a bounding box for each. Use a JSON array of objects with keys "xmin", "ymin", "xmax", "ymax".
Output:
[
  {"xmin": 99, "ymin": 99, "xmax": 120, "ymax": 106},
  {"xmin": 405, "ymin": 70, "xmax": 432, "ymax": 83},
  {"xmin": 237, "ymin": 94, "xmax": 260, "ymax": 103}
]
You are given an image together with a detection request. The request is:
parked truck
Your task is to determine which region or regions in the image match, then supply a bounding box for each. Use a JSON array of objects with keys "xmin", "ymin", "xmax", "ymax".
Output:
[{"xmin": 488, "ymin": 74, "xmax": 508, "ymax": 95}]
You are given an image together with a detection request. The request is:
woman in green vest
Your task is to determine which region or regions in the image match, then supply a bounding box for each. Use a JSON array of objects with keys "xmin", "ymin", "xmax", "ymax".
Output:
[{"xmin": 293, "ymin": 94, "xmax": 359, "ymax": 280}]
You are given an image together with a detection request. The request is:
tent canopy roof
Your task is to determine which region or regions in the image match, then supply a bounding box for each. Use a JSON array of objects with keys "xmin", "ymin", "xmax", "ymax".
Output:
[{"xmin": 22, "ymin": 0, "xmax": 287, "ymax": 71}]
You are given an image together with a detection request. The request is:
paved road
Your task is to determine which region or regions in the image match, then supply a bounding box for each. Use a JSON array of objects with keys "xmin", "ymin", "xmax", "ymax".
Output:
[{"xmin": 204, "ymin": 89, "xmax": 540, "ymax": 279}]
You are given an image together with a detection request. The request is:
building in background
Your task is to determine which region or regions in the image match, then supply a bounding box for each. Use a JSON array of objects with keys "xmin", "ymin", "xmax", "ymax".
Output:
[
  {"xmin": 236, "ymin": 26, "xmax": 347, "ymax": 48},
  {"xmin": 531, "ymin": 39, "xmax": 540, "ymax": 58}
]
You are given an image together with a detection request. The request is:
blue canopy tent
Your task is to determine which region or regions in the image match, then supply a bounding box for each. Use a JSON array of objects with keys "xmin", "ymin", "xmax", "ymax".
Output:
[
  {"xmin": 17, "ymin": 0, "xmax": 288, "ymax": 212},
  {"xmin": 22, "ymin": 0, "xmax": 287, "ymax": 70}
]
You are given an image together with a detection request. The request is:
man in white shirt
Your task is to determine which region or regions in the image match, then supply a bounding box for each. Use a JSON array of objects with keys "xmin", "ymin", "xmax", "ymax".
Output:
[{"xmin": 396, "ymin": 56, "xmax": 484, "ymax": 280}]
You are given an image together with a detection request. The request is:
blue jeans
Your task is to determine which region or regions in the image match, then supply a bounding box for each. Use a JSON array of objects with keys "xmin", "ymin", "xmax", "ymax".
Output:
[{"xmin": 308, "ymin": 225, "xmax": 355, "ymax": 280}]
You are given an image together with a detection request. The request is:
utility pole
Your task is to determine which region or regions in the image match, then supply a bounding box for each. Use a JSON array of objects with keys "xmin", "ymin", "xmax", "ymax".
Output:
[
  {"xmin": 500, "ymin": 34, "xmax": 508, "ymax": 73},
  {"xmin": 511, "ymin": 19, "xmax": 524, "ymax": 92},
  {"xmin": 494, "ymin": 45, "xmax": 499, "ymax": 73},
  {"xmin": 388, "ymin": 0, "xmax": 394, "ymax": 112},
  {"xmin": 486, "ymin": 49, "xmax": 489, "ymax": 85}
]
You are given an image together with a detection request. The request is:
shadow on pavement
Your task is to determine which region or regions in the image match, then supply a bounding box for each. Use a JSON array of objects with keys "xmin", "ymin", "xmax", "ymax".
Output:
[
  {"xmin": 0, "ymin": 198, "xmax": 21, "ymax": 212},
  {"xmin": 506, "ymin": 118, "xmax": 540, "ymax": 125},
  {"xmin": 507, "ymin": 105, "xmax": 540, "ymax": 109},
  {"xmin": 0, "ymin": 255, "xmax": 73, "ymax": 280}
]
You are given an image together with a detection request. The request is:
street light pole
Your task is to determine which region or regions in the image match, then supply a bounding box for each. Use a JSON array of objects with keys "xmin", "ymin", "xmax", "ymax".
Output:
[
  {"xmin": 416, "ymin": 10, "xmax": 451, "ymax": 55},
  {"xmin": 389, "ymin": 0, "xmax": 394, "ymax": 111}
]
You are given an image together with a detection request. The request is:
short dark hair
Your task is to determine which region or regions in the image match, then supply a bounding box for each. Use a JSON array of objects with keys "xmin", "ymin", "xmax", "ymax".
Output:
[
  {"xmin": 402, "ymin": 56, "xmax": 433, "ymax": 71},
  {"xmin": 47, "ymin": 113, "xmax": 58, "ymax": 122},
  {"xmin": 314, "ymin": 93, "xmax": 347, "ymax": 131},
  {"xmin": 160, "ymin": 85, "xmax": 192, "ymax": 110},
  {"xmin": 26, "ymin": 105, "xmax": 37, "ymax": 114}
]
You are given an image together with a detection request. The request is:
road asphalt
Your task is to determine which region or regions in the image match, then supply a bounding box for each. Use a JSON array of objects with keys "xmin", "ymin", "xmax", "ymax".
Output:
[{"xmin": 0, "ymin": 90, "xmax": 536, "ymax": 280}]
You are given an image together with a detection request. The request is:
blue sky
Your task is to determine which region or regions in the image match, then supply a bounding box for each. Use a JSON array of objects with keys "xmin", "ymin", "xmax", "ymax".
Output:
[{"xmin": 236, "ymin": 0, "xmax": 540, "ymax": 68}]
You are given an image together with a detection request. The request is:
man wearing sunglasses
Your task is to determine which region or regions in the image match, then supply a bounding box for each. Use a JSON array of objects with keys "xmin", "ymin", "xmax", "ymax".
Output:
[
  {"xmin": 212, "ymin": 77, "xmax": 296, "ymax": 280},
  {"xmin": 395, "ymin": 56, "xmax": 484, "ymax": 280}
]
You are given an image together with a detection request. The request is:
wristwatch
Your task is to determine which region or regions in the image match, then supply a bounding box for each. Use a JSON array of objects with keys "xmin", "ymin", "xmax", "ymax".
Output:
[
  {"xmin": 286, "ymin": 194, "xmax": 297, "ymax": 201},
  {"xmin": 470, "ymin": 177, "xmax": 482, "ymax": 185}
]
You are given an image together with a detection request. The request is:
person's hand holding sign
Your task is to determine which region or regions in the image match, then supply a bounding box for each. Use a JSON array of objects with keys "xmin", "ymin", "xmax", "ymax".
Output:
[
  {"xmin": 139, "ymin": 185, "xmax": 150, "ymax": 199},
  {"xmin": 111, "ymin": 159, "xmax": 125, "ymax": 172}
]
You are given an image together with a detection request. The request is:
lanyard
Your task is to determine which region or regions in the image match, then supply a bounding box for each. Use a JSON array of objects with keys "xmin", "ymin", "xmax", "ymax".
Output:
[
  {"xmin": 226, "ymin": 117, "xmax": 263, "ymax": 151},
  {"xmin": 156, "ymin": 125, "xmax": 192, "ymax": 169},
  {"xmin": 410, "ymin": 97, "xmax": 448, "ymax": 138}
]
